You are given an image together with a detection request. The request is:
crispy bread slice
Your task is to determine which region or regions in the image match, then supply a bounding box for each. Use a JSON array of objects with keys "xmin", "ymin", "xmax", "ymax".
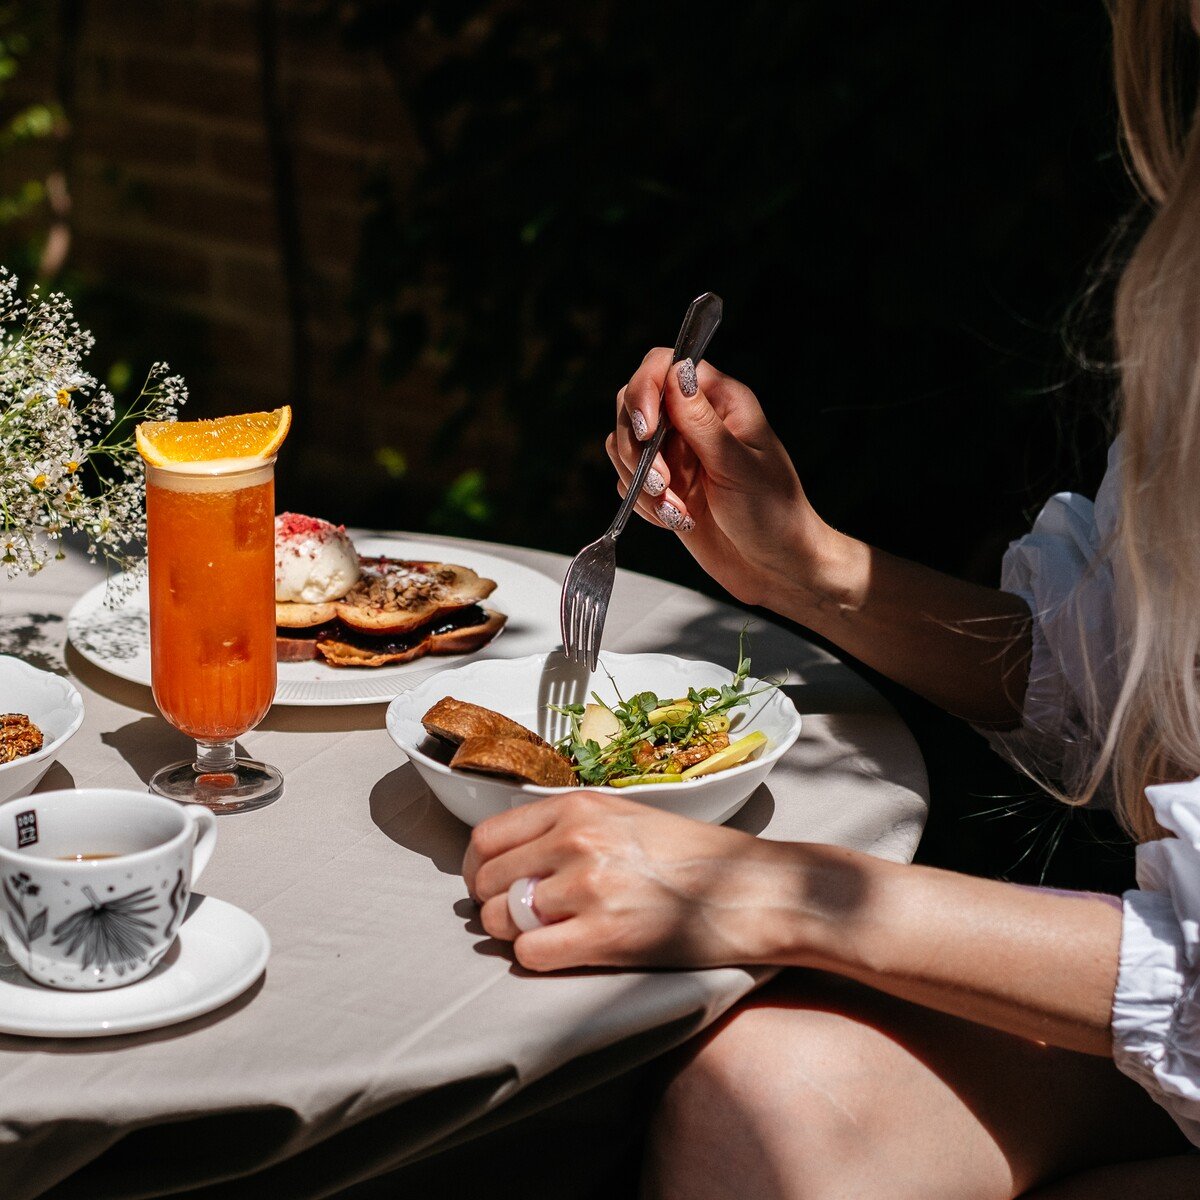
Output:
[
  {"xmin": 422, "ymin": 694, "xmax": 549, "ymax": 748},
  {"xmin": 275, "ymin": 600, "xmax": 339, "ymax": 629},
  {"xmin": 335, "ymin": 559, "xmax": 496, "ymax": 635},
  {"xmin": 450, "ymin": 736, "xmax": 577, "ymax": 788},
  {"xmin": 275, "ymin": 559, "xmax": 497, "ymax": 632},
  {"xmin": 317, "ymin": 607, "xmax": 506, "ymax": 669},
  {"xmin": 276, "ymin": 631, "xmax": 328, "ymax": 661}
]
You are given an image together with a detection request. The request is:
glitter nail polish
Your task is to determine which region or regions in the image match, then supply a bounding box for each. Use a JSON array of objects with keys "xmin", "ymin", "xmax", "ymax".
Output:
[
  {"xmin": 630, "ymin": 409, "xmax": 649, "ymax": 441},
  {"xmin": 656, "ymin": 500, "xmax": 694, "ymax": 532},
  {"xmin": 645, "ymin": 468, "xmax": 666, "ymax": 496},
  {"xmin": 677, "ymin": 358, "xmax": 698, "ymax": 398}
]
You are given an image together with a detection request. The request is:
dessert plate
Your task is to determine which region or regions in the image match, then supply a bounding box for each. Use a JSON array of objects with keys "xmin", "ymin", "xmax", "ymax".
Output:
[
  {"xmin": 0, "ymin": 894, "xmax": 269, "ymax": 1038},
  {"xmin": 67, "ymin": 536, "xmax": 564, "ymax": 706}
]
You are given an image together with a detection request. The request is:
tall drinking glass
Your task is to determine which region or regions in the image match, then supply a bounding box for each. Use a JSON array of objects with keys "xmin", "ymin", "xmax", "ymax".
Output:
[{"xmin": 145, "ymin": 458, "xmax": 282, "ymax": 811}]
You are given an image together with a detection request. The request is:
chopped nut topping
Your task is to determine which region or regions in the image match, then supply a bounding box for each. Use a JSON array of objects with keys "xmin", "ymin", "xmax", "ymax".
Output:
[
  {"xmin": 0, "ymin": 713, "xmax": 43, "ymax": 763},
  {"xmin": 347, "ymin": 564, "xmax": 458, "ymax": 612}
]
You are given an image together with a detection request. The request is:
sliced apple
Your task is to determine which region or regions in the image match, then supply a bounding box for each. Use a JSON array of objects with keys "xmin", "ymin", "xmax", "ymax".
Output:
[
  {"xmin": 579, "ymin": 703, "xmax": 621, "ymax": 748},
  {"xmin": 680, "ymin": 731, "xmax": 768, "ymax": 780},
  {"xmin": 609, "ymin": 773, "xmax": 684, "ymax": 787},
  {"xmin": 648, "ymin": 700, "xmax": 692, "ymax": 725},
  {"xmin": 647, "ymin": 705, "xmax": 729, "ymax": 735}
]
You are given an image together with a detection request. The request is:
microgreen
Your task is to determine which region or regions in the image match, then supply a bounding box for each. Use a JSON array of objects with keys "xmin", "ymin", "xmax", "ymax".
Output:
[{"xmin": 549, "ymin": 629, "xmax": 776, "ymax": 786}]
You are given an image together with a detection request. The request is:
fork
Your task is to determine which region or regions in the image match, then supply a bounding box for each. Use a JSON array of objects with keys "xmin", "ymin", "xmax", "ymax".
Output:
[{"xmin": 560, "ymin": 291, "xmax": 724, "ymax": 669}]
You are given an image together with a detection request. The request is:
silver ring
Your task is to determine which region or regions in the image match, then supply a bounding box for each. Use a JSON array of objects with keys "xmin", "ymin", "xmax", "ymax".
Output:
[{"xmin": 507, "ymin": 876, "xmax": 545, "ymax": 932}]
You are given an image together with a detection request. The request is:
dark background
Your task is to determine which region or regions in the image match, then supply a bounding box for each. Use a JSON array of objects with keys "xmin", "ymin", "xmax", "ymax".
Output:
[
  {"xmin": 322, "ymin": 1, "xmax": 1127, "ymax": 583},
  {"xmin": 1, "ymin": 0, "xmax": 1140, "ymax": 888},
  {"xmin": 327, "ymin": 0, "xmax": 1137, "ymax": 891}
]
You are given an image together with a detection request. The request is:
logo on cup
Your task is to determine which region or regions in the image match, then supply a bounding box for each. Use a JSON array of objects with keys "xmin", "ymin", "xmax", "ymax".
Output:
[{"xmin": 14, "ymin": 811, "xmax": 37, "ymax": 848}]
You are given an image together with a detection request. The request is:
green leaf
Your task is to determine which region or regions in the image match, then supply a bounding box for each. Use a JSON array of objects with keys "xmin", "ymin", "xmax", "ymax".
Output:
[{"xmin": 375, "ymin": 445, "xmax": 408, "ymax": 479}]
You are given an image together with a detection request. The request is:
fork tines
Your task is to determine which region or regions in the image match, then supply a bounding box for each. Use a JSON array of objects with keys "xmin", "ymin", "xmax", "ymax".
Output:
[{"xmin": 559, "ymin": 538, "xmax": 614, "ymax": 671}]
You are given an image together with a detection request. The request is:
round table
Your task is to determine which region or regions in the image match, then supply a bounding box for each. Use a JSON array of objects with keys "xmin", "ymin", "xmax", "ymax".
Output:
[{"xmin": 0, "ymin": 535, "xmax": 928, "ymax": 1200}]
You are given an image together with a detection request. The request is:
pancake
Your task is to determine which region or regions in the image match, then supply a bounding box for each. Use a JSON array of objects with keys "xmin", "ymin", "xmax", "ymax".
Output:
[{"xmin": 313, "ymin": 605, "xmax": 506, "ymax": 668}]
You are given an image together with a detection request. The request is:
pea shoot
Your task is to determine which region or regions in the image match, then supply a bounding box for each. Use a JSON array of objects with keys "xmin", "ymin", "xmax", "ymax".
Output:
[{"xmin": 550, "ymin": 631, "xmax": 777, "ymax": 786}]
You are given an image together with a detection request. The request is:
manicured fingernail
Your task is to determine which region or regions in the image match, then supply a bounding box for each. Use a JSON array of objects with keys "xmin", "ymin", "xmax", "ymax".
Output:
[
  {"xmin": 656, "ymin": 500, "xmax": 694, "ymax": 532},
  {"xmin": 630, "ymin": 409, "xmax": 649, "ymax": 441},
  {"xmin": 677, "ymin": 358, "xmax": 698, "ymax": 398},
  {"xmin": 645, "ymin": 468, "xmax": 666, "ymax": 496}
]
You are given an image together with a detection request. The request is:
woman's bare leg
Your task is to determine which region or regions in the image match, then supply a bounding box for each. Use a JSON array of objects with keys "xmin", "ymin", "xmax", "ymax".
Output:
[{"xmin": 642, "ymin": 972, "xmax": 1190, "ymax": 1200}]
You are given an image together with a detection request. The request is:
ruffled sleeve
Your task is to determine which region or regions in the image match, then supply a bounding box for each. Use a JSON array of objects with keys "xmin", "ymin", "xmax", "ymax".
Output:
[
  {"xmin": 1112, "ymin": 779, "xmax": 1200, "ymax": 1147},
  {"xmin": 979, "ymin": 440, "xmax": 1123, "ymax": 799}
]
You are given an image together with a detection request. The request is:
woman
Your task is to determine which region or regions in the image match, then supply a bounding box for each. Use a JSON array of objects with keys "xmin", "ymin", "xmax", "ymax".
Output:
[{"xmin": 464, "ymin": 1, "xmax": 1200, "ymax": 1194}]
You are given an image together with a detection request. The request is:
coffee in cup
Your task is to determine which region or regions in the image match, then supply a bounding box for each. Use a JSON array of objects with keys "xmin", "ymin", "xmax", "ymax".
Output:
[{"xmin": 0, "ymin": 789, "xmax": 217, "ymax": 990}]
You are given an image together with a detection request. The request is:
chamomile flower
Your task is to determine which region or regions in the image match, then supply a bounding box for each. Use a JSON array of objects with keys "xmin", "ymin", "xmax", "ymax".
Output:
[{"xmin": 0, "ymin": 269, "xmax": 186, "ymax": 594}]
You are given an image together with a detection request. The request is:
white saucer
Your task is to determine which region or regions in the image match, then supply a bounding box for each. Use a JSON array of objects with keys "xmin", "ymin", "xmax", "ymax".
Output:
[{"xmin": 0, "ymin": 895, "xmax": 269, "ymax": 1038}]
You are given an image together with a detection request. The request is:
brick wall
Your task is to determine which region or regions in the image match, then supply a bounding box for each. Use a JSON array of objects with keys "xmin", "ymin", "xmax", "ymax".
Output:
[{"xmin": 5, "ymin": 0, "xmax": 504, "ymax": 515}]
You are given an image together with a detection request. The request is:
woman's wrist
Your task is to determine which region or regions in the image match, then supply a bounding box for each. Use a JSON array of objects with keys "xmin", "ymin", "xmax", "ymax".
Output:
[
  {"xmin": 751, "ymin": 841, "xmax": 900, "ymax": 970},
  {"xmin": 764, "ymin": 516, "xmax": 870, "ymax": 628},
  {"xmin": 762, "ymin": 847, "xmax": 1123, "ymax": 1053}
]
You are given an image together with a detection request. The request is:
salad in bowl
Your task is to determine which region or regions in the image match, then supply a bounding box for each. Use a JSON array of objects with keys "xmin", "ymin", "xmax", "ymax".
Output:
[{"xmin": 386, "ymin": 645, "xmax": 801, "ymax": 827}]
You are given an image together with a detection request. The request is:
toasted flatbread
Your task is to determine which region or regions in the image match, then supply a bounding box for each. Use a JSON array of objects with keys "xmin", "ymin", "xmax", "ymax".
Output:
[
  {"xmin": 276, "ymin": 621, "xmax": 339, "ymax": 661},
  {"xmin": 422, "ymin": 695, "xmax": 550, "ymax": 749},
  {"xmin": 316, "ymin": 606, "xmax": 506, "ymax": 668},
  {"xmin": 450, "ymin": 736, "xmax": 577, "ymax": 788},
  {"xmin": 276, "ymin": 600, "xmax": 338, "ymax": 630},
  {"xmin": 275, "ymin": 558, "xmax": 497, "ymax": 633},
  {"xmin": 337, "ymin": 559, "xmax": 496, "ymax": 634}
]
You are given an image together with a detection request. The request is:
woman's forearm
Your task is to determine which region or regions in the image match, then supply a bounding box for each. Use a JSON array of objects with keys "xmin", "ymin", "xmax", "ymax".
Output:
[
  {"xmin": 769, "ymin": 526, "xmax": 1032, "ymax": 726},
  {"xmin": 772, "ymin": 843, "xmax": 1122, "ymax": 1056}
]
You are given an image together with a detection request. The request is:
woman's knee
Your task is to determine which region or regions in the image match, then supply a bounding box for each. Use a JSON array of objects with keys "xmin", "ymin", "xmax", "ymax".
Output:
[{"xmin": 645, "ymin": 991, "xmax": 886, "ymax": 1200}]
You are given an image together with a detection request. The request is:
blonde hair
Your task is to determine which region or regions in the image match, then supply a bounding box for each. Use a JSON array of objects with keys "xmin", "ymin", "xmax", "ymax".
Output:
[{"xmin": 1083, "ymin": 0, "xmax": 1200, "ymax": 841}]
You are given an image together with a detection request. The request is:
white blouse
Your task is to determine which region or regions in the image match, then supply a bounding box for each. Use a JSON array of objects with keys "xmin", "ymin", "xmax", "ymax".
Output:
[{"xmin": 988, "ymin": 439, "xmax": 1200, "ymax": 1145}]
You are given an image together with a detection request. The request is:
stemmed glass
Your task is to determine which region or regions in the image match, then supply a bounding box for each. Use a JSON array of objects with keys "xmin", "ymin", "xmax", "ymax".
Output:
[{"xmin": 145, "ymin": 458, "xmax": 283, "ymax": 812}]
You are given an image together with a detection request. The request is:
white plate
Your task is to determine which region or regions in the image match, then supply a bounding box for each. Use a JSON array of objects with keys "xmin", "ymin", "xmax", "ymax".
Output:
[
  {"xmin": 66, "ymin": 537, "xmax": 564, "ymax": 706},
  {"xmin": 0, "ymin": 894, "xmax": 269, "ymax": 1038}
]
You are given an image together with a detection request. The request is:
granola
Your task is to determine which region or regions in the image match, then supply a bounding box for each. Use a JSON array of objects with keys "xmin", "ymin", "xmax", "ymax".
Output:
[{"xmin": 0, "ymin": 713, "xmax": 43, "ymax": 763}]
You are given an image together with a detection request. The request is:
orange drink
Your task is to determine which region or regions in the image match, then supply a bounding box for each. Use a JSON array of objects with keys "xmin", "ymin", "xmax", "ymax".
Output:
[
  {"xmin": 146, "ymin": 462, "xmax": 276, "ymax": 740},
  {"xmin": 137, "ymin": 406, "xmax": 291, "ymax": 812}
]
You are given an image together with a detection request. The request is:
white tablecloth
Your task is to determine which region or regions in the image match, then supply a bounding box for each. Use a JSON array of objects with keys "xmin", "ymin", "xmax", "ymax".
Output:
[{"xmin": 0, "ymin": 535, "xmax": 928, "ymax": 1199}]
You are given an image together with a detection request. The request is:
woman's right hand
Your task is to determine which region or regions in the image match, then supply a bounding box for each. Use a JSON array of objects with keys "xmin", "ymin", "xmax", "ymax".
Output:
[{"xmin": 607, "ymin": 348, "xmax": 837, "ymax": 609}]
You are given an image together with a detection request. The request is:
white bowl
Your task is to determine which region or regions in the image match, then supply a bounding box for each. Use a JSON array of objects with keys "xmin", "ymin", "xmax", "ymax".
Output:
[
  {"xmin": 0, "ymin": 656, "xmax": 85, "ymax": 804},
  {"xmin": 386, "ymin": 651, "xmax": 802, "ymax": 827}
]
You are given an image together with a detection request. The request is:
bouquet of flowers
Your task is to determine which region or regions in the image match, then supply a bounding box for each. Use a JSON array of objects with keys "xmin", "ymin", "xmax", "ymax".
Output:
[{"xmin": 0, "ymin": 268, "xmax": 186, "ymax": 586}]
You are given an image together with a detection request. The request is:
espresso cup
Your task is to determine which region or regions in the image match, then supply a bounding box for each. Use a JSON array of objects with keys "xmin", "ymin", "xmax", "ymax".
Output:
[{"xmin": 0, "ymin": 788, "xmax": 217, "ymax": 990}]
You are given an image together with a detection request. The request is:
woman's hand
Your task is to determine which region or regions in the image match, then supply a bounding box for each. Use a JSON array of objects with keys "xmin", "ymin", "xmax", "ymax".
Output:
[
  {"xmin": 608, "ymin": 348, "xmax": 1034, "ymax": 722},
  {"xmin": 462, "ymin": 791, "xmax": 810, "ymax": 972},
  {"xmin": 462, "ymin": 791, "xmax": 1123, "ymax": 1055},
  {"xmin": 607, "ymin": 349, "xmax": 836, "ymax": 608}
]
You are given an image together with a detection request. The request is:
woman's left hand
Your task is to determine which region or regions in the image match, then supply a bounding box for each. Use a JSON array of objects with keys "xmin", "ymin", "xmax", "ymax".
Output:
[{"xmin": 462, "ymin": 791, "xmax": 803, "ymax": 972}]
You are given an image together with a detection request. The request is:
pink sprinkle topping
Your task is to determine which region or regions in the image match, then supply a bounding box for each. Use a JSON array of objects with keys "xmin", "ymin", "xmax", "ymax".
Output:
[{"xmin": 276, "ymin": 512, "xmax": 345, "ymax": 538}]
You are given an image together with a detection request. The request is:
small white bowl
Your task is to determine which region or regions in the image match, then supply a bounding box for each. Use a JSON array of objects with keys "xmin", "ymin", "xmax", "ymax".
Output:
[
  {"xmin": 0, "ymin": 656, "xmax": 85, "ymax": 804},
  {"xmin": 387, "ymin": 650, "xmax": 802, "ymax": 827}
]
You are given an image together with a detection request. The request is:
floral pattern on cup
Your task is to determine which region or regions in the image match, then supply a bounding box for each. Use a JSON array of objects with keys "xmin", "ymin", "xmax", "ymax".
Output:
[
  {"xmin": 50, "ymin": 885, "xmax": 160, "ymax": 977},
  {"xmin": 2, "ymin": 872, "xmax": 47, "ymax": 960},
  {"xmin": 0, "ymin": 789, "xmax": 216, "ymax": 991}
]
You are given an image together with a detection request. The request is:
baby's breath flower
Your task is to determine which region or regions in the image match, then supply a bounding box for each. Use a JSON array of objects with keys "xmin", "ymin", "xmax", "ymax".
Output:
[{"xmin": 0, "ymin": 268, "xmax": 186, "ymax": 591}]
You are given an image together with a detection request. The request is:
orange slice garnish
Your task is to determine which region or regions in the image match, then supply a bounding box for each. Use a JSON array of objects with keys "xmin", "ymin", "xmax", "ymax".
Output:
[{"xmin": 136, "ymin": 406, "xmax": 292, "ymax": 467}]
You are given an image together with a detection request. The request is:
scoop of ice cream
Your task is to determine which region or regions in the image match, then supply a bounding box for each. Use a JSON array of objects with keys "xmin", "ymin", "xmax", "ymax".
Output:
[{"xmin": 274, "ymin": 512, "xmax": 360, "ymax": 603}]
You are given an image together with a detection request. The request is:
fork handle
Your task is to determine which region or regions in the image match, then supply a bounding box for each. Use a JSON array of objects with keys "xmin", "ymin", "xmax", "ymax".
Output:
[{"xmin": 607, "ymin": 291, "xmax": 724, "ymax": 540}]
